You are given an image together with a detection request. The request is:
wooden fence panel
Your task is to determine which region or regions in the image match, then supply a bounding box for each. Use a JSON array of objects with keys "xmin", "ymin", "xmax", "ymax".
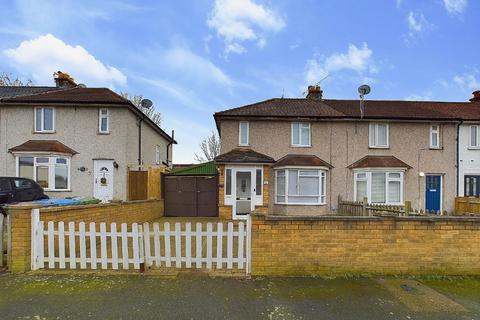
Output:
[
  {"xmin": 455, "ymin": 197, "xmax": 480, "ymax": 215},
  {"xmin": 128, "ymin": 171, "xmax": 148, "ymax": 201}
]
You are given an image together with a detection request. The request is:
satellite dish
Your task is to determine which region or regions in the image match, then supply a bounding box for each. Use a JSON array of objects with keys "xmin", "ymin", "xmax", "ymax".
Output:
[
  {"xmin": 140, "ymin": 99, "xmax": 153, "ymax": 109},
  {"xmin": 358, "ymin": 84, "xmax": 371, "ymax": 96}
]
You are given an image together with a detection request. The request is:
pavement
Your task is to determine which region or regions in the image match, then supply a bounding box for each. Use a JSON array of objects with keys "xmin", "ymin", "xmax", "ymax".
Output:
[{"xmin": 0, "ymin": 273, "xmax": 479, "ymax": 319}]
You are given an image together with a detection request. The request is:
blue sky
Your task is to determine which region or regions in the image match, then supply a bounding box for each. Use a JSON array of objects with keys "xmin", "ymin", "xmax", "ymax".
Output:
[{"xmin": 0, "ymin": 0, "xmax": 478, "ymax": 163}]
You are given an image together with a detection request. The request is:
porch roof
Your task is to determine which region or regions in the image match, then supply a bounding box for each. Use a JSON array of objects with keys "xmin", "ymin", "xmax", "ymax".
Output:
[
  {"xmin": 8, "ymin": 140, "xmax": 78, "ymax": 155},
  {"xmin": 214, "ymin": 148, "xmax": 275, "ymax": 164},
  {"xmin": 273, "ymin": 154, "xmax": 333, "ymax": 168},
  {"xmin": 347, "ymin": 155, "xmax": 411, "ymax": 169}
]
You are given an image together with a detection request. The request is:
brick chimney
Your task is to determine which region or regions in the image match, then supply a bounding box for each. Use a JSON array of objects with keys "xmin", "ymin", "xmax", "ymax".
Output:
[
  {"xmin": 306, "ymin": 85, "xmax": 323, "ymax": 100},
  {"xmin": 470, "ymin": 90, "xmax": 480, "ymax": 103},
  {"xmin": 54, "ymin": 71, "xmax": 77, "ymax": 88}
]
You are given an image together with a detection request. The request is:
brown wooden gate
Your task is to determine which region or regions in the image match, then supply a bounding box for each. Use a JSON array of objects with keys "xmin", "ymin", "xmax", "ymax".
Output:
[{"xmin": 164, "ymin": 176, "xmax": 218, "ymax": 217}]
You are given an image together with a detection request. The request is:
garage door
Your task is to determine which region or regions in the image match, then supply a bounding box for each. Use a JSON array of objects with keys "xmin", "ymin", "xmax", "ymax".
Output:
[{"xmin": 164, "ymin": 176, "xmax": 218, "ymax": 217}]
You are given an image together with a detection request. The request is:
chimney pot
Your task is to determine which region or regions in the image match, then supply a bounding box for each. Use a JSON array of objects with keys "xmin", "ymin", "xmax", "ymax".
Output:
[
  {"xmin": 306, "ymin": 85, "xmax": 323, "ymax": 100},
  {"xmin": 54, "ymin": 71, "xmax": 77, "ymax": 88},
  {"xmin": 470, "ymin": 90, "xmax": 480, "ymax": 103}
]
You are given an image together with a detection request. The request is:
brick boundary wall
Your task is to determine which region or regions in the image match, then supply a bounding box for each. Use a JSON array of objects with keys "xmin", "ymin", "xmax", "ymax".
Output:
[
  {"xmin": 251, "ymin": 214, "xmax": 480, "ymax": 276},
  {"xmin": 5, "ymin": 200, "xmax": 164, "ymax": 273}
]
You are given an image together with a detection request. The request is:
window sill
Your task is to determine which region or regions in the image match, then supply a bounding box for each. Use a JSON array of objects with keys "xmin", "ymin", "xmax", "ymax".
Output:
[
  {"xmin": 98, "ymin": 131, "xmax": 110, "ymax": 135},
  {"xmin": 291, "ymin": 145, "xmax": 312, "ymax": 148},
  {"xmin": 238, "ymin": 144, "xmax": 250, "ymax": 147},
  {"xmin": 34, "ymin": 131, "xmax": 56, "ymax": 134},
  {"xmin": 368, "ymin": 146, "xmax": 389, "ymax": 149},
  {"xmin": 467, "ymin": 147, "xmax": 480, "ymax": 150},
  {"xmin": 45, "ymin": 189, "xmax": 71, "ymax": 192},
  {"xmin": 429, "ymin": 147, "xmax": 442, "ymax": 150}
]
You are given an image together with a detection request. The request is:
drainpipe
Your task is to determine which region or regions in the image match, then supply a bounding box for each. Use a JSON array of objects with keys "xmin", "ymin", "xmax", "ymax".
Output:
[
  {"xmin": 138, "ymin": 116, "xmax": 143, "ymax": 165},
  {"xmin": 456, "ymin": 120, "xmax": 463, "ymax": 196},
  {"xmin": 165, "ymin": 130, "xmax": 175, "ymax": 167}
]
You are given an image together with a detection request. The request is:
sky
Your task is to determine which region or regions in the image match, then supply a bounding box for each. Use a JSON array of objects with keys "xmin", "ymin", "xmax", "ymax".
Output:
[{"xmin": 0, "ymin": 0, "xmax": 478, "ymax": 163}]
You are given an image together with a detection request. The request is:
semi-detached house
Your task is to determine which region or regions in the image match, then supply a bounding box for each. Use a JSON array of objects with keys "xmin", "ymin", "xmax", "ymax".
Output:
[
  {"xmin": 214, "ymin": 86, "xmax": 480, "ymax": 219},
  {"xmin": 0, "ymin": 74, "xmax": 176, "ymax": 202}
]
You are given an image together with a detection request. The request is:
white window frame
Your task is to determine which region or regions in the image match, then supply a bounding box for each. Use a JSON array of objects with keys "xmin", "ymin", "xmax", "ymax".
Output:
[
  {"xmin": 238, "ymin": 121, "xmax": 249, "ymax": 146},
  {"xmin": 430, "ymin": 124, "xmax": 440, "ymax": 149},
  {"xmin": 469, "ymin": 125, "xmax": 480, "ymax": 149},
  {"xmin": 291, "ymin": 122, "xmax": 311, "ymax": 147},
  {"xmin": 368, "ymin": 122, "xmax": 389, "ymax": 148},
  {"xmin": 353, "ymin": 170, "xmax": 404, "ymax": 205},
  {"xmin": 98, "ymin": 108, "xmax": 110, "ymax": 134},
  {"xmin": 15, "ymin": 155, "xmax": 71, "ymax": 191},
  {"xmin": 275, "ymin": 168, "xmax": 326, "ymax": 205},
  {"xmin": 34, "ymin": 107, "xmax": 55, "ymax": 133},
  {"xmin": 155, "ymin": 145, "xmax": 161, "ymax": 165}
]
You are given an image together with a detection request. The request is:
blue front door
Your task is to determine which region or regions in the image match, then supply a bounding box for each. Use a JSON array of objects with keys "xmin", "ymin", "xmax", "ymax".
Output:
[{"xmin": 425, "ymin": 175, "xmax": 441, "ymax": 213}]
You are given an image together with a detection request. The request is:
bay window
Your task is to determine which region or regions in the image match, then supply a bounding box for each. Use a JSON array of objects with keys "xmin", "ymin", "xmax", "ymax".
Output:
[
  {"xmin": 275, "ymin": 168, "xmax": 326, "ymax": 204},
  {"xmin": 354, "ymin": 171, "xmax": 403, "ymax": 204},
  {"xmin": 17, "ymin": 155, "xmax": 70, "ymax": 191}
]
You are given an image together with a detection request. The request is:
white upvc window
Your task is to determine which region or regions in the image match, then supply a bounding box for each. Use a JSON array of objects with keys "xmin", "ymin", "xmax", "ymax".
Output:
[
  {"xmin": 155, "ymin": 145, "xmax": 161, "ymax": 165},
  {"xmin": 368, "ymin": 123, "xmax": 389, "ymax": 148},
  {"xmin": 16, "ymin": 155, "xmax": 71, "ymax": 191},
  {"xmin": 291, "ymin": 122, "xmax": 311, "ymax": 147},
  {"xmin": 238, "ymin": 121, "xmax": 249, "ymax": 146},
  {"xmin": 354, "ymin": 171, "xmax": 403, "ymax": 205},
  {"xmin": 469, "ymin": 125, "xmax": 480, "ymax": 149},
  {"xmin": 98, "ymin": 108, "xmax": 109, "ymax": 133},
  {"xmin": 430, "ymin": 124, "xmax": 440, "ymax": 149},
  {"xmin": 34, "ymin": 107, "xmax": 55, "ymax": 133},
  {"xmin": 275, "ymin": 168, "xmax": 326, "ymax": 205}
]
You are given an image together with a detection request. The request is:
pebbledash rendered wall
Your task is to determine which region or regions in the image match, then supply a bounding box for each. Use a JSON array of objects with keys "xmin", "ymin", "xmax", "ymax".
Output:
[
  {"xmin": 251, "ymin": 214, "xmax": 480, "ymax": 276},
  {"xmin": 6, "ymin": 200, "xmax": 164, "ymax": 273}
]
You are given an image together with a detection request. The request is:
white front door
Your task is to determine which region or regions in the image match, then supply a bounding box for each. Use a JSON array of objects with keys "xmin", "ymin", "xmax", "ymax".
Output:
[
  {"xmin": 93, "ymin": 160, "xmax": 114, "ymax": 202},
  {"xmin": 235, "ymin": 170, "xmax": 254, "ymax": 217}
]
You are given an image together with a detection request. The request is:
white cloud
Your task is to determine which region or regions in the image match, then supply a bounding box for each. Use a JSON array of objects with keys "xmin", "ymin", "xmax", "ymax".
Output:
[
  {"xmin": 453, "ymin": 73, "xmax": 479, "ymax": 91},
  {"xmin": 443, "ymin": 0, "xmax": 468, "ymax": 14},
  {"xmin": 162, "ymin": 46, "xmax": 232, "ymax": 86},
  {"xmin": 404, "ymin": 92, "xmax": 433, "ymax": 101},
  {"xmin": 305, "ymin": 43, "xmax": 375, "ymax": 84},
  {"xmin": 207, "ymin": 0, "xmax": 285, "ymax": 54},
  {"xmin": 3, "ymin": 34, "xmax": 126, "ymax": 87}
]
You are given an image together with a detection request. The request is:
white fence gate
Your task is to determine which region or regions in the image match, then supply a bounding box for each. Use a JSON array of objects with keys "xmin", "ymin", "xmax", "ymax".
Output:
[{"xmin": 31, "ymin": 209, "xmax": 251, "ymax": 273}]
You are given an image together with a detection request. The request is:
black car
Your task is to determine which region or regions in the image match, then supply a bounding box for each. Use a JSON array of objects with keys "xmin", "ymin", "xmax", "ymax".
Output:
[{"xmin": 0, "ymin": 177, "xmax": 49, "ymax": 205}]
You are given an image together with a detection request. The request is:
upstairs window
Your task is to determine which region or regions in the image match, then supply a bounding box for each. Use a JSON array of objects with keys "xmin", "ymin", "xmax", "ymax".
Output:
[
  {"xmin": 430, "ymin": 124, "xmax": 440, "ymax": 149},
  {"xmin": 291, "ymin": 122, "xmax": 311, "ymax": 147},
  {"xmin": 239, "ymin": 121, "xmax": 249, "ymax": 146},
  {"xmin": 35, "ymin": 107, "xmax": 55, "ymax": 133},
  {"xmin": 98, "ymin": 108, "xmax": 109, "ymax": 133},
  {"xmin": 470, "ymin": 125, "xmax": 479, "ymax": 148},
  {"xmin": 369, "ymin": 123, "xmax": 389, "ymax": 148},
  {"xmin": 155, "ymin": 145, "xmax": 161, "ymax": 165}
]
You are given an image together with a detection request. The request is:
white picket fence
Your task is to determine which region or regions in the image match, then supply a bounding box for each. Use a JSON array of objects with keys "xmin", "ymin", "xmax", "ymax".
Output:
[{"xmin": 31, "ymin": 209, "xmax": 251, "ymax": 273}]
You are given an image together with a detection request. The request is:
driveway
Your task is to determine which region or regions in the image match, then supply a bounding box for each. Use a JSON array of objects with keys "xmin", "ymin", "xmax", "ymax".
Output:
[{"xmin": 0, "ymin": 273, "xmax": 478, "ymax": 319}]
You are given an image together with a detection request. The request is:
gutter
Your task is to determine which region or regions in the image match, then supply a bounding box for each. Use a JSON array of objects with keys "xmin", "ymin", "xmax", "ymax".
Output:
[
  {"xmin": 456, "ymin": 119, "xmax": 463, "ymax": 196},
  {"xmin": 138, "ymin": 116, "xmax": 143, "ymax": 165},
  {"xmin": 164, "ymin": 130, "xmax": 175, "ymax": 167}
]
